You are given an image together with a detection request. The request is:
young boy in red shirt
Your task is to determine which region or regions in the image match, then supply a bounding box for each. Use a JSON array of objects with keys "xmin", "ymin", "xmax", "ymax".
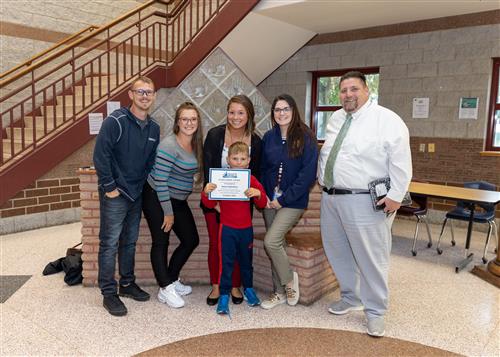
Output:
[{"xmin": 201, "ymin": 142, "xmax": 267, "ymax": 315}]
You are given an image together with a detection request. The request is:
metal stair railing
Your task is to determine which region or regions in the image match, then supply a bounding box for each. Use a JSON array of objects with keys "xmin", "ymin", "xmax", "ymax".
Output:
[{"xmin": 0, "ymin": 0, "xmax": 229, "ymax": 167}]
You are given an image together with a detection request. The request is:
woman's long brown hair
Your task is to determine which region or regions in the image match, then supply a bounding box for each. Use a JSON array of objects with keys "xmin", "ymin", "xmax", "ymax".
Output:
[{"xmin": 173, "ymin": 102, "xmax": 204, "ymax": 184}]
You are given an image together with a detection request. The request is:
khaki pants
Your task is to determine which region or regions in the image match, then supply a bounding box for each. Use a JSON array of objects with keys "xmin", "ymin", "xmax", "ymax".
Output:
[{"xmin": 263, "ymin": 207, "xmax": 304, "ymax": 294}]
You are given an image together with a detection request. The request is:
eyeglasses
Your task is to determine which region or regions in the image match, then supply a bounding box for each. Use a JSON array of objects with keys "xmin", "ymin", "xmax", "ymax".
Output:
[
  {"xmin": 180, "ymin": 117, "xmax": 198, "ymax": 124},
  {"xmin": 131, "ymin": 89, "xmax": 155, "ymax": 97},
  {"xmin": 273, "ymin": 107, "xmax": 291, "ymax": 114}
]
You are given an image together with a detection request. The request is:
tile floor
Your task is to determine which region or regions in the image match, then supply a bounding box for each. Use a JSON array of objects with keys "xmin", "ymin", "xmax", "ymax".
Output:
[{"xmin": 1, "ymin": 219, "xmax": 499, "ymax": 356}]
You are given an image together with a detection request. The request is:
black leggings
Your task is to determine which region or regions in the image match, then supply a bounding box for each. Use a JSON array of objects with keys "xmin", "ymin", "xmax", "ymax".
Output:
[{"xmin": 142, "ymin": 182, "xmax": 199, "ymax": 288}]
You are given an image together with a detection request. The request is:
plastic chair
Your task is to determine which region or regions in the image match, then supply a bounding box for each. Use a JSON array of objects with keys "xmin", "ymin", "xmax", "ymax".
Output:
[
  {"xmin": 397, "ymin": 193, "xmax": 432, "ymax": 256},
  {"xmin": 436, "ymin": 181, "xmax": 499, "ymax": 264}
]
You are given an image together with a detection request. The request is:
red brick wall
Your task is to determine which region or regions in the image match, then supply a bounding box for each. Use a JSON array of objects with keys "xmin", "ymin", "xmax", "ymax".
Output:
[
  {"xmin": 0, "ymin": 177, "xmax": 80, "ymax": 218},
  {"xmin": 78, "ymin": 169, "xmax": 323, "ymax": 287},
  {"xmin": 410, "ymin": 137, "xmax": 500, "ymax": 217}
]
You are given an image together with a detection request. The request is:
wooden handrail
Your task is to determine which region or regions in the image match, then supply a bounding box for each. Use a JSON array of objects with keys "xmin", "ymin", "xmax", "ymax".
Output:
[
  {"xmin": 0, "ymin": 25, "xmax": 99, "ymax": 80},
  {"xmin": 0, "ymin": 0, "xmax": 180, "ymax": 88}
]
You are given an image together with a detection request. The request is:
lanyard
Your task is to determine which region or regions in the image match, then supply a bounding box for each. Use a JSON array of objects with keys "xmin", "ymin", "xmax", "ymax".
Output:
[{"xmin": 273, "ymin": 136, "xmax": 287, "ymax": 200}]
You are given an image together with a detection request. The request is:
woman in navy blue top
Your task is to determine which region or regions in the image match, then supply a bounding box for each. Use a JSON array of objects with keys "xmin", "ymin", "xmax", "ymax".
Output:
[{"xmin": 260, "ymin": 94, "xmax": 318, "ymax": 310}]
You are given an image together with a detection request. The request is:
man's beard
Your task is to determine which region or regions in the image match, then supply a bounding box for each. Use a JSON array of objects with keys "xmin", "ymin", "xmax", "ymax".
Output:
[{"xmin": 342, "ymin": 99, "xmax": 357, "ymax": 112}]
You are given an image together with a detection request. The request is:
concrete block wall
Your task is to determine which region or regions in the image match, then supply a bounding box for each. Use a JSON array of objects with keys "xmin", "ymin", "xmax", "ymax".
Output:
[
  {"xmin": 258, "ymin": 23, "xmax": 500, "ymax": 218},
  {"xmin": 0, "ymin": 0, "xmax": 143, "ymax": 72},
  {"xmin": 258, "ymin": 24, "xmax": 500, "ymax": 140}
]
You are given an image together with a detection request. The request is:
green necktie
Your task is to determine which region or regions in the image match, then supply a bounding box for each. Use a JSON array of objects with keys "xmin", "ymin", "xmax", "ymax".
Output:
[{"xmin": 323, "ymin": 113, "xmax": 353, "ymax": 189}]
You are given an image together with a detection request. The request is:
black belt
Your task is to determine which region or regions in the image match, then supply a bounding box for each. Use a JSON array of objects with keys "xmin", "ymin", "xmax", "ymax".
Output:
[{"xmin": 323, "ymin": 187, "xmax": 370, "ymax": 195}]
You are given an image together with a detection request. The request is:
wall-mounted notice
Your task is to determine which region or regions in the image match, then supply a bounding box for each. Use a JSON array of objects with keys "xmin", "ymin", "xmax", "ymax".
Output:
[
  {"xmin": 412, "ymin": 97, "xmax": 429, "ymax": 119},
  {"xmin": 459, "ymin": 97, "xmax": 478, "ymax": 120},
  {"xmin": 107, "ymin": 101, "xmax": 120, "ymax": 116},
  {"xmin": 89, "ymin": 113, "xmax": 104, "ymax": 135}
]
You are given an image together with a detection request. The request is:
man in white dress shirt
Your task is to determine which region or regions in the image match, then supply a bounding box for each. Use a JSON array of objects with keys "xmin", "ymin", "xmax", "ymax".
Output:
[{"xmin": 318, "ymin": 71, "xmax": 412, "ymax": 337}]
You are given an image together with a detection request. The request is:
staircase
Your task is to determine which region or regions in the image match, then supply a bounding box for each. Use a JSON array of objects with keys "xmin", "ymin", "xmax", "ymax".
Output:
[
  {"xmin": 0, "ymin": 0, "xmax": 259, "ymax": 205},
  {"xmin": 3, "ymin": 75, "xmax": 116, "ymax": 161}
]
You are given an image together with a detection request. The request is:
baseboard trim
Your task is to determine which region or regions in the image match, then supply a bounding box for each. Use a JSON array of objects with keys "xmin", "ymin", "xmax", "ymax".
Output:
[{"xmin": 0, "ymin": 207, "xmax": 81, "ymax": 235}]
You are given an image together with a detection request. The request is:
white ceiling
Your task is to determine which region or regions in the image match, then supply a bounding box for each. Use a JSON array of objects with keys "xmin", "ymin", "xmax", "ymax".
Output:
[
  {"xmin": 219, "ymin": 12, "xmax": 315, "ymax": 84},
  {"xmin": 254, "ymin": 0, "xmax": 500, "ymax": 34},
  {"xmin": 219, "ymin": 0, "xmax": 500, "ymax": 84}
]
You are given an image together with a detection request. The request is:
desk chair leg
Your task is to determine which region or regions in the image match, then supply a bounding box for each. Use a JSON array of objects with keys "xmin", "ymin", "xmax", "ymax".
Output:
[
  {"xmin": 482, "ymin": 222, "xmax": 493, "ymax": 264},
  {"xmin": 493, "ymin": 220, "xmax": 499, "ymax": 254},
  {"xmin": 411, "ymin": 217, "xmax": 421, "ymax": 256},
  {"xmin": 436, "ymin": 218, "xmax": 448, "ymax": 255},
  {"xmin": 422, "ymin": 215, "xmax": 433, "ymax": 248},
  {"xmin": 449, "ymin": 220, "xmax": 456, "ymax": 246}
]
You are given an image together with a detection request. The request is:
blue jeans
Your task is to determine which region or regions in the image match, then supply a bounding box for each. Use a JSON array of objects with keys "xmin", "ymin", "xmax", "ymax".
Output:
[
  {"xmin": 219, "ymin": 225, "xmax": 254, "ymax": 295},
  {"xmin": 98, "ymin": 190, "xmax": 142, "ymax": 296}
]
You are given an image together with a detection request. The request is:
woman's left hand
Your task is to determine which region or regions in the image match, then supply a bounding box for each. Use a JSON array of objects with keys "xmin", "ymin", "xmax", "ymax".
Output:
[
  {"xmin": 161, "ymin": 215, "xmax": 174, "ymax": 232},
  {"xmin": 269, "ymin": 199, "xmax": 282, "ymax": 210}
]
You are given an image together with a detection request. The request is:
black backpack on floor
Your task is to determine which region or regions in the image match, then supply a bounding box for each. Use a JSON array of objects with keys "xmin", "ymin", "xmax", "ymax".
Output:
[{"xmin": 43, "ymin": 243, "xmax": 83, "ymax": 286}]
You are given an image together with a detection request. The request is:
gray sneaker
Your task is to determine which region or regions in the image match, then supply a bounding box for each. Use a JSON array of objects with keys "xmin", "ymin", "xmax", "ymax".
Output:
[
  {"xmin": 327, "ymin": 300, "xmax": 364, "ymax": 315},
  {"xmin": 367, "ymin": 316, "xmax": 385, "ymax": 337}
]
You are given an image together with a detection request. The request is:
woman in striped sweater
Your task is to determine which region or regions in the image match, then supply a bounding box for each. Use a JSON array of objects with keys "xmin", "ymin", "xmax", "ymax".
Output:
[{"xmin": 142, "ymin": 102, "xmax": 203, "ymax": 308}]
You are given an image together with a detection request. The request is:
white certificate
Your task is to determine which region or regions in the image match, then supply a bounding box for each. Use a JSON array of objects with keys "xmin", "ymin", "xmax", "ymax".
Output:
[{"xmin": 209, "ymin": 168, "xmax": 250, "ymax": 201}]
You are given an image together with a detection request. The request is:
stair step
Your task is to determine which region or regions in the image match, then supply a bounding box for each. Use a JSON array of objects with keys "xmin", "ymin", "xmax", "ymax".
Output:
[
  {"xmin": 44, "ymin": 105, "xmax": 83, "ymax": 118},
  {"xmin": 73, "ymin": 86, "xmax": 110, "ymax": 101},
  {"xmin": 23, "ymin": 116, "xmax": 61, "ymax": 129},
  {"xmin": 84, "ymin": 79, "xmax": 119, "ymax": 91},
  {"xmin": 2, "ymin": 151, "xmax": 12, "ymax": 161},
  {"xmin": 85, "ymin": 75, "xmax": 118, "ymax": 86},
  {"xmin": 2, "ymin": 139, "xmax": 27, "ymax": 153},
  {"xmin": 56, "ymin": 93, "xmax": 93, "ymax": 106},
  {"xmin": 6, "ymin": 127, "xmax": 47, "ymax": 141}
]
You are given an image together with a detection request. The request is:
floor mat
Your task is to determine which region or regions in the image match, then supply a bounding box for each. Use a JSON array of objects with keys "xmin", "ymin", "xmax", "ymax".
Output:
[
  {"xmin": 136, "ymin": 327, "xmax": 462, "ymax": 357},
  {"xmin": 0, "ymin": 275, "xmax": 32, "ymax": 303}
]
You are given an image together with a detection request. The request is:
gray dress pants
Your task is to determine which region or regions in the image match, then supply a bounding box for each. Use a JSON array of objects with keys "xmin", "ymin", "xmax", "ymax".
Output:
[{"xmin": 320, "ymin": 192, "xmax": 395, "ymax": 318}]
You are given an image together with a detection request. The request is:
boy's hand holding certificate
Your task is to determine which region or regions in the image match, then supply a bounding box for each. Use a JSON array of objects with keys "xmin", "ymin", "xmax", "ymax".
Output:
[{"xmin": 208, "ymin": 168, "xmax": 251, "ymax": 200}]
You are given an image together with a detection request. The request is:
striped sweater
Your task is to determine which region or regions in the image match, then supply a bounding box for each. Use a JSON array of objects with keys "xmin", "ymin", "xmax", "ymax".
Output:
[{"xmin": 147, "ymin": 134, "xmax": 198, "ymax": 216}]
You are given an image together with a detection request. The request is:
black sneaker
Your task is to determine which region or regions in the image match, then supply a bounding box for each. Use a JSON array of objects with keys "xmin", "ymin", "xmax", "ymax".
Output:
[
  {"xmin": 119, "ymin": 282, "xmax": 150, "ymax": 301},
  {"xmin": 103, "ymin": 295, "xmax": 127, "ymax": 316}
]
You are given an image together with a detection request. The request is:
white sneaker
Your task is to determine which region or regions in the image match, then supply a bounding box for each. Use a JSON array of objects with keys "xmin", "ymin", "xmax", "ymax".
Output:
[
  {"xmin": 261, "ymin": 292, "xmax": 287, "ymax": 310},
  {"xmin": 173, "ymin": 279, "xmax": 192, "ymax": 296},
  {"xmin": 158, "ymin": 284, "xmax": 185, "ymax": 308}
]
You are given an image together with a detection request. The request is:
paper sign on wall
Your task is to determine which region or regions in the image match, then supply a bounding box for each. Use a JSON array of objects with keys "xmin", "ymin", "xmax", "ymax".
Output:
[
  {"xmin": 107, "ymin": 101, "xmax": 120, "ymax": 116},
  {"xmin": 412, "ymin": 98, "xmax": 429, "ymax": 119},
  {"xmin": 89, "ymin": 113, "xmax": 104, "ymax": 135},
  {"xmin": 459, "ymin": 97, "xmax": 478, "ymax": 119}
]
